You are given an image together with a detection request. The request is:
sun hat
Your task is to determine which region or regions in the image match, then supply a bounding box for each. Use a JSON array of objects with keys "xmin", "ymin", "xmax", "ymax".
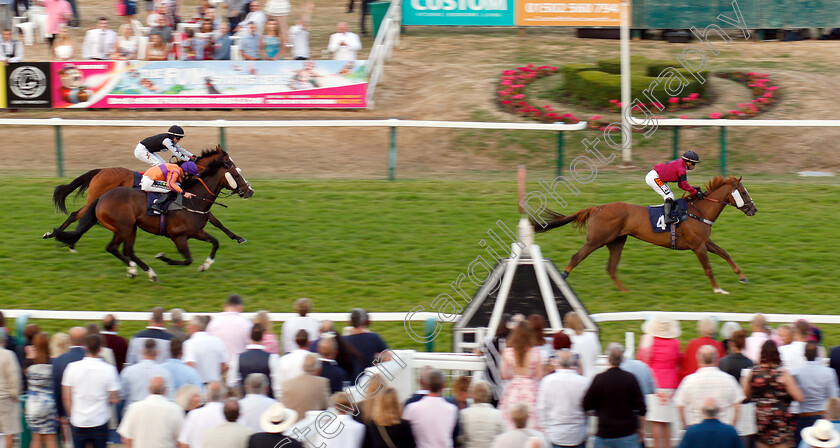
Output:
[
  {"xmin": 260, "ymin": 403, "xmax": 298, "ymax": 434},
  {"xmin": 641, "ymin": 314, "xmax": 681, "ymax": 339},
  {"xmin": 720, "ymin": 321, "xmax": 742, "ymax": 340},
  {"xmin": 802, "ymin": 419, "xmax": 840, "ymax": 448}
]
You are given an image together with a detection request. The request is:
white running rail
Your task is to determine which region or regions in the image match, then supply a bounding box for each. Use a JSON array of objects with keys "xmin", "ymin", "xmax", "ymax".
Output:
[{"xmin": 365, "ymin": 0, "xmax": 402, "ymax": 108}]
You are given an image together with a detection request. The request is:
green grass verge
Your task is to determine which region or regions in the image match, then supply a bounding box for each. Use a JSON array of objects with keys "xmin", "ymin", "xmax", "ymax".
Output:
[{"xmin": 2, "ymin": 175, "xmax": 839, "ymax": 350}]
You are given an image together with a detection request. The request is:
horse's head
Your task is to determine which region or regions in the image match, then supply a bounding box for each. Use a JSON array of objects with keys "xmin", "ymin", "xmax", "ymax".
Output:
[
  {"xmin": 195, "ymin": 146, "xmax": 254, "ymax": 199},
  {"xmin": 707, "ymin": 176, "xmax": 757, "ymax": 216}
]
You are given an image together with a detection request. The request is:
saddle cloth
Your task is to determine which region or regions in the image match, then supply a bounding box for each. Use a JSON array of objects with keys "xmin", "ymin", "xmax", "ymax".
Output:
[{"xmin": 648, "ymin": 198, "xmax": 689, "ymax": 233}]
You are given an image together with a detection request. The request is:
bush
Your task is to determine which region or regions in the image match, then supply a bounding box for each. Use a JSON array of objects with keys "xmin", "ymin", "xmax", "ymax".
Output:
[{"xmin": 561, "ymin": 64, "xmax": 598, "ymax": 101}]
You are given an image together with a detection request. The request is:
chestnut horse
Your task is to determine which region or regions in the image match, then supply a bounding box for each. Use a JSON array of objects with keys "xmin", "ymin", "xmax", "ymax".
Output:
[
  {"xmin": 43, "ymin": 147, "xmax": 252, "ymax": 249},
  {"xmin": 52, "ymin": 151, "xmax": 252, "ymax": 282},
  {"xmin": 533, "ymin": 176, "xmax": 757, "ymax": 294}
]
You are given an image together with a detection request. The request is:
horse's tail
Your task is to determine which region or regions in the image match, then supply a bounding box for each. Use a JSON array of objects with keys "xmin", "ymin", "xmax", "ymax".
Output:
[
  {"xmin": 53, "ymin": 198, "xmax": 100, "ymax": 246},
  {"xmin": 532, "ymin": 207, "xmax": 597, "ymax": 233},
  {"xmin": 53, "ymin": 169, "xmax": 102, "ymax": 214}
]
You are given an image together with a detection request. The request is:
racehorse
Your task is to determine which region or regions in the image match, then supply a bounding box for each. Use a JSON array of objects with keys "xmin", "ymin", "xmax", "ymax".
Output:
[
  {"xmin": 43, "ymin": 147, "xmax": 253, "ymax": 250},
  {"xmin": 532, "ymin": 176, "xmax": 757, "ymax": 294},
  {"xmin": 52, "ymin": 150, "xmax": 252, "ymax": 282}
]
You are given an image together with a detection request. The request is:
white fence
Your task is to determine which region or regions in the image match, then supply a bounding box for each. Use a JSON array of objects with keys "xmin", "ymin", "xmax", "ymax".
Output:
[{"xmin": 365, "ymin": 0, "xmax": 402, "ymax": 108}]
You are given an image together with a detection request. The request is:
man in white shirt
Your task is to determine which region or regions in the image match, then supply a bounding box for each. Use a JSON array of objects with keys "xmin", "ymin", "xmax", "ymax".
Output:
[
  {"xmin": 403, "ymin": 369, "xmax": 458, "ymax": 448},
  {"xmin": 206, "ymin": 294, "xmax": 252, "ymax": 361},
  {"xmin": 178, "ymin": 382, "xmax": 226, "ymax": 448},
  {"xmin": 281, "ymin": 298, "xmax": 320, "ymax": 354},
  {"xmin": 272, "ymin": 330, "xmax": 311, "ymax": 401},
  {"xmin": 328, "ymin": 392, "xmax": 366, "ymax": 448},
  {"xmin": 490, "ymin": 403, "xmax": 547, "ymax": 448},
  {"xmin": 202, "ymin": 399, "xmax": 254, "ymax": 448},
  {"xmin": 121, "ymin": 339, "xmax": 175, "ymax": 407},
  {"xmin": 744, "ymin": 314, "xmax": 770, "ymax": 364},
  {"xmin": 236, "ymin": 374, "xmax": 275, "ymax": 432},
  {"xmin": 226, "ymin": 325, "xmax": 279, "ymax": 395},
  {"xmin": 458, "ymin": 380, "xmax": 504, "ymax": 448},
  {"xmin": 118, "ymin": 376, "xmax": 184, "ymax": 448},
  {"xmin": 288, "ymin": 18, "xmax": 309, "ymax": 60},
  {"xmin": 62, "ymin": 334, "xmax": 121, "ymax": 448},
  {"xmin": 327, "ymin": 22, "xmax": 361, "ymax": 61},
  {"xmin": 234, "ymin": 1, "xmax": 266, "ymax": 35},
  {"xmin": 780, "ymin": 320, "xmax": 810, "ymax": 369},
  {"xmin": 0, "ymin": 330, "xmax": 22, "ymax": 448},
  {"xmin": 673, "ymin": 345, "xmax": 745, "ymax": 427},
  {"xmin": 183, "ymin": 315, "xmax": 228, "ymax": 383},
  {"xmin": 0, "ymin": 29, "xmax": 23, "ymax": 64},
  {"xmin": 536, "ymin": 349, "xmax": 590, "ymax": 448},
  {"xmin": 82, "ymin": 17, "xmax": 117, "ymax": 60}
]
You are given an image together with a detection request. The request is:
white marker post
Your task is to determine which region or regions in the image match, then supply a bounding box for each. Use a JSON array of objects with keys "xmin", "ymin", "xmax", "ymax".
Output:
[{"xmin": 620, "ymin": 0, "xmax": 632, "ymax": 165}]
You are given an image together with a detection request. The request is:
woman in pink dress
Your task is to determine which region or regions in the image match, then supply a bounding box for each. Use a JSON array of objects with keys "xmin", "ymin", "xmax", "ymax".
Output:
[
  {"xmin": 42, "ymin": 0, "xmax": 73, "ymax": 49},
  {"xmin": 638, "ymin": 313, "xmax": 683, "ymax": 448},
  {"xmin": 498, "ymin": 322, "xmax": 544, "ymax": 430}
]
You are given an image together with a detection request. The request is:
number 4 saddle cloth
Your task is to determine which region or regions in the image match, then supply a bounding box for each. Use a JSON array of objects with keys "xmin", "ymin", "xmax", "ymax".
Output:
[{"xmin": 648, "ymin": 198, "xmax": 689, "ymax": 232}]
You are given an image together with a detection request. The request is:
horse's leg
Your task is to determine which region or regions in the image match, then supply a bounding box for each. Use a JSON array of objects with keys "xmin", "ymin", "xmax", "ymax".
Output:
[
  {"xmin": 155, "ymin": 235, "xmax": 193, "ymax": 266},
  {"xmin": 561, "ymin": 242, "xmax": 603, "ymax": 280},
  {"xmin": 122, "ymin": 227, "xmax": 157, "ymax": 282},
  {"xmin": 605, "ymin": 235, "xmax": 629, "ymax": 292},
  {"xmin": 692, "ymin": 245, "xmax": 728, "ymax": 294},
  {"xmin": 706, "ymin": 239, "xmax": 748, "ymax": 283},
  {"xmin": 190, "ymin": 229, "xmax": 220, "ymax": 272},
  {"xmin": 104, "ymin": 232, "xmax": 135, "ymax": 276},
  {"xmin": 208, "ymin": 212, "xmax": 246, "ymax": 244}
]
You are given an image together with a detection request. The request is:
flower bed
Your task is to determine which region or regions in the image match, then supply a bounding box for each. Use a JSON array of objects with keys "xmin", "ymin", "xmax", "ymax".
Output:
[{"xmin": 496, "ymin": 64, "xmax": 579, "ymax": 124}]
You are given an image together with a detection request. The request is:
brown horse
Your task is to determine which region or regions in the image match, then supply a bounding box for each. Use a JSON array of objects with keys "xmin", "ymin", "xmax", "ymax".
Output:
[
  {"xmin": 533, "ymin": 176, "xmax": 758, "ymax": 294},
  {"xmin": 43, "ymin": 148, "xmax": 252, "ymax": 249},
  {"xmin": 52, "ymin": 149, "xmax": 252, "ymax": 281}
]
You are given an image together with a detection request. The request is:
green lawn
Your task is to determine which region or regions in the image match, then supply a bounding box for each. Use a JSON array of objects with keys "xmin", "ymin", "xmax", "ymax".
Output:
[{"xmin": 2, "ymin": 174, "xmax": 839, "ymax": 350}]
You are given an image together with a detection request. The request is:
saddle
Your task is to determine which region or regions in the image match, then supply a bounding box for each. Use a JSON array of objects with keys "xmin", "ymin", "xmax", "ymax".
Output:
[
  {"xmin": 145, "ymin": 192, "xmax": 185, "ymax": 216},
  {"xmin": 648, "ymin": 198, "xmax": 689, "ymax": 233}
]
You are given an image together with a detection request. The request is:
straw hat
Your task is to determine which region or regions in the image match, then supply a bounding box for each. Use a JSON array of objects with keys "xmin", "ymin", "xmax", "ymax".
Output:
[
  {"xmin": 802, "ymin": 420, "xmax": 840, "ymax": 448},
  {"xmin": 259, "ymin": 403, "xmax": 298, "ymax": 434},
  {"xmin": 641, "ymin": 314, "xmax": 681, "ymax": 339}
]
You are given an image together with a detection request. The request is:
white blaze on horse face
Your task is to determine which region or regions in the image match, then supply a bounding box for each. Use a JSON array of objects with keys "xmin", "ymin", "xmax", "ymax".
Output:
[
  {"xmin": 225, "ymin": 172, "xmax": 238, "ymax": 190},
  {"xmin": 731, "ymin": 190, "xmax": 745, "ymax": 208}
]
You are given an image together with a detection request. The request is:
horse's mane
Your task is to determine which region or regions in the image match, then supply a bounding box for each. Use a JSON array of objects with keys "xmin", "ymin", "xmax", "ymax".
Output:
[
  {"xmin": 195, "ymin": 145, "xmax": 228, "ymax": 161},
  {"xmin": 182, "ymin": 158, "xmax": 227, "ymax": 189},
  {"xmin": 705, "ymin": 175, "xmax": 740, "ymax": 192}
]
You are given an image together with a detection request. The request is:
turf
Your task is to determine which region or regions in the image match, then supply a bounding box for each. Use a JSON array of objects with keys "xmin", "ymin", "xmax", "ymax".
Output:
[{"xmin": 2, "ymin": 174, "xmax": 839, "ymax": 350}]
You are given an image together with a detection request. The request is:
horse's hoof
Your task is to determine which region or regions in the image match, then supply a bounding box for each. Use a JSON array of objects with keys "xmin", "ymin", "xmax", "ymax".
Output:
[
  {"xmin": 560, "ymin": 271, "xmax": 569, "ymax": 280},
  {"xmin": 198, "ymin": 257, "xmax": 215, "ymax": 272},
  {"xmin": 713, "ymin": 288, "xmax": 730, "ymax": 294},
  {"xmin": 150, "ymin": 276, "xmax": 159, "ymax": 282},
  {"xmin": 236, "ymin": 237, "xmax": 247, "ymax": 244},
  {"xmin": 43, "ymin": 231, "xmax": 53, "ymax": 239},
  {"xmin": 739, "ymin": 278, "xmax": 749, "ymax": 284},
  {"xmin": 155, "ymin": 252, "xmax": 165, "ymax": 259},
  {"xmin": 68, "ymin": 248, "xmax": 78, "ymax": 254}
]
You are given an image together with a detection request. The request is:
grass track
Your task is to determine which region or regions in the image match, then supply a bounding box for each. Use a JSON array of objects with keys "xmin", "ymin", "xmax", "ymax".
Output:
[{"xmin": 2, "ymin": 174, "xmax": 838, "ymax": 350}]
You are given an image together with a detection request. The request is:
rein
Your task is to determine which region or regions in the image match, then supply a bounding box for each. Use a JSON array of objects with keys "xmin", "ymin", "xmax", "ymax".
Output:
[
  {"xmin": 686, "ymin": 181, "xmax": 751, "ymax": 226},
  {"xmin": 181, "ymin": 164, "xmax": 237, "ymax": 213}
]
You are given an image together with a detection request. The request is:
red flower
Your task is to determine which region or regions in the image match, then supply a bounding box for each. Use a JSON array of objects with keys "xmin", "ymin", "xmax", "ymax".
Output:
[
  {"xmin": 767, "ymin": 86, "xmax": 779, "ymax": 91},
  {"xmin": 729, "ymin": 109, "xmax": 740, "ymax": 115},
  {"xmin": 590, "ymin": 115, "xmax": 602, "ymax": 120},
  {"xmin": 688, "ymin": 93, "xmax": 700, "ymax": 99},
  {"xmin": 709, "ymin": 112, "xmax": 722, "ymax": 119},
  {"xmin": 763, "ymin": 92, "xmax": 774, "ymax": 98},
  {"xmin": 609, "ymin": 99, "xmax": 619, "ymax": 104},
  {"xmin": 498, "ymin": 90, "xmax": 510, "ymax": 96},
  {"xmin": 500, "ymin": 100, "xmax": 513, "ymax": 105},
  {"xmin": 512, "ymin": 94, "xmax": 525, "ymax": 99},
  {"xmin": 679, "ymin": 115, "xmax": 689, "ymax": 119},
  {"xmin": 668, "ymin": 97, "xmax": 680, "ymax": 104},
  {"xmin": 682, "ymin": 97, "xmax": 692, "ymax": 102}
]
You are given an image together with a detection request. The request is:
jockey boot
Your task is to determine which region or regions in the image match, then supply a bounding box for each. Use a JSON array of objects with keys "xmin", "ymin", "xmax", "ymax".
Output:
[
  {"xmin": 663, "ymin": 198, "xmax": 677, "ymax": 225},
  {"xmin": 151, "ymin": 191, "xmax": 177, "ymax": 214}
]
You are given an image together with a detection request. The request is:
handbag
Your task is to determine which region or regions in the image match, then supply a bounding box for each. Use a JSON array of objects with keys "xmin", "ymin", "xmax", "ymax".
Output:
[
  {"xmin": 376, "ymin": 424, "xmax": 397, "ymax": 448},
  {"xmin": 115, "ymin": 0, "xmax": 126, "ymax": 16}
]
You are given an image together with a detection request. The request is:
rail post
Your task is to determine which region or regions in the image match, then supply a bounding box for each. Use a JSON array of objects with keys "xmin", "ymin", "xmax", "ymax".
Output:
[
  {"xmin": 388, "ymin": 119, "xmax": 398, "ymax": 181},
  {"xmin": 672, "ymin": 127, "xmax": 679, "ymax": 159},
  {"xmin": 556, "ymin": 130, "xmax": 564, "ymax": 176},
  {"xmin": 217, "ymin": 120, "xmax": 227, "ymax": 149},
  {"xmin": 719, "ymin": 126, "xmax": 727, "ymax": 176},
  {"xmin": 52, "ymin": 118, "xmax": 64, "ymax": 177}
]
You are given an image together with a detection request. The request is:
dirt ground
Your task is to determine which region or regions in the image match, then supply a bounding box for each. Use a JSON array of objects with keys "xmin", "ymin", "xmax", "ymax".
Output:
[{"xmin": 4, "ymin": 0, "xmax": 840, "ymax": 178}]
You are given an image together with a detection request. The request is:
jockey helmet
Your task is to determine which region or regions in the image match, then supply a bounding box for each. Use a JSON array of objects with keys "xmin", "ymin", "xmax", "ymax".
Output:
[
  {"xmin": 682, "ymin": 150, "xmax": 700, "ymax": 164},
  {"xmin": 168, "ymin": 125, "xmax": 185, "ymax": 138},
  {"xmin": 181, "ymin": 161, "xmax": 199, "ymax": 175}
]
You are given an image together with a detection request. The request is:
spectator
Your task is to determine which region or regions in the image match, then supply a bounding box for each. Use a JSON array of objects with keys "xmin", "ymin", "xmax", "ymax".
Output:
[
  {"xmin": 273, "ymin": 329, "xmax": 311, "ymax": 400},
  {"xmin": 24, "ymin": 332, "xmax": 58, "ymax": 448},
  {"xmin": 237, "ymin": 374, "xmax": 275, "ymax": 432},
  {"xmin": 281, "ymin": 298, "xmax": 320, "ymax": 354},
  {"xmin": 0, "ymin": 329, "xmax": 22, "ymax": 448},
  {"xmin": 490, "ymin": 403, "xmax": 547, "ymax": 448},
  {"xmin": 359, "ymin": 0, "xmax": 371, "ymax": 36},
  {"xmin": 167, "ymin": 309, "xmax": 187, "ymax": 340},
  {"xmin": 174, "ymin": 384, "xmax": 203, "ymax": 414},
  {"xmin": 236, "ymin": 0, "xmax": 266, "ymax": 34},
  {"xmin": 791, "ymin": 342, "xmax": 840, "ymax": 446},
  {"xmin": 53, "ymin": 326, "xmax": 87, "ymax": 422},
  {"xmin": 744, "ymin": 340, "xmax": 805, "ymax": 448},
  {"xmin": 150, "ymin": 13, "xmax": 173, "ymax": 44},
  {"xmin": 247, "ymin": 403, "xmax": 301, "ymax": 448},
  {"xmin": 280, "ymin": 354, "xmax": 330, "ymax": 422},
  {"xmin": 499, "ymin": 322, "xmax": 543, "ymax": 430},
  {"xmin": 117, "ymin": 376, "xmax": 184, "ymax": 448},
  {"xmin": 162, "ymin": 337, "xmax": 204, "ymax": 394},
  {"xmin": 287, "ymin": 18, "xmax": 309, "ymax": 60},
  {"xmin": 720, "ymin": 322, "xmax": 743, "ymax": 354},
  {"xmin": 259, "ymin": 18, "xmax": 282, "ymax": 60},
  {"xmin": 405, "ymin": 366, "xmax": 432, "ymax": 406},
  {"xmin": 682, "ymin": 317, "xmax": 726, "ymax": 379},
  {"xmin": 101, "ymin": 314, "xmax": 128, "ymax": 372},
  {"xmin": 203, "ymin": 399, "xmax": 254, "ymax": 448},
  {"xmin": 183, "ymin": 315, "xmax": 228, "ymax": 384},
  {"xmin": 115, "ymin": 0, "xmax": 137, "ymax": 25},
  {"xmin": 797, "ymin": 399, "xmax": 840, "ymax": 448},
  {"xmin": 263, "ymin": 0, "xmax": 289, "ymax": 44},
  {"xmin": 553, "ymin": 330, "xmax": 572, "ymax": 350},
  {"xmin": 82, "ymin": 17, "xmax": 117, "ymax": 60},
  {"xmin": 719, "ymin": 330, "xmax": 757, "ymax": 447},
  {"xmin": 777, "ymin": 324, "xmax": 795, "ymax": 348},
  {"xmin": 311, "ymin": 320, "xmax": 360, "ymax": 379},
  {"xmin": 62, "ymin": 334, "xmax": 121, "ymax": 448},
  {"xmin": 677, "ymin": 398, "xmax": 741, "ymax": 448},
  {"xmin": 638, "ymin": 313, "xmax": 682, "ymax": 448},
  {"xmin": 317, "ymin": 336, "xmax": 348, "ymax": 394},
  {"xmin": 364, "ymin": 386, "xmax": 416, "ymax": 448},
  {"xmin": 583, "ymin": 343, "xmax": 646, "ymax": 448},
  {"xmin": 329, "ymin": 391, "xmax": 366, "ymax": 448},
  {"xmin": 0, "ymin": 28, "xmax": 23, "ymax": 64},
  {"xmin": 565, "ymin": 311, "xmax": 601, "ymax": 379},
  {"xmin": 480, "ymin": 314, "xmax": 511, "ymax": 405},
  {"xmin": 127, "ymin": 306, "xmax": 174, "ymax": 365},
  {"xmin": 207, "ymin": 294, "xmax": 253, "ymax": 361},
  {"xmin": 178, "ymin": 381, "xmax": 226, "ymax": 448},
  {"xmin": 180, "ymin": 28, "xmax": 204, "ymax": 60},
  {"xmin": 200, "ymin": 17, "xmax": 215, "ymax": 33},
  {"xmin": 121, "ymin": 339, "xmax": 175, "ymax": 407},
  {"xmin": 86, "ymin": 323, "xmax": 117, "ymax": 368},
  {"xmin": 345, "ymin": 308, "xmax": 388, "ymax": 377},
  {"xmin": 227, "ymin": 324, "xmax": 279, "ymax": 397},
  {"xmin": 253, "ymin": 311, "xmax": 279, "ymax": 355},
  {"xmin": 403, "ymin": 369, "xmax": 458, "ymax": 448},
  {"xmin": 674, "ymin": 345, "xmax": 745, "ymax": 428},
  {"xmin": 225, "ymin": 0, "xmax": 247, "ymax": 31},
  {"xmin": 0, "ymin": 0, "xmax": 12, "ymax": 31},
  {"xmin": 458, "ymin": 380, "xmax": 502, "ymax": 448},
  {"xmin": 537, "ymin": 349, "xmax": 589, "ymax": 448},
  {"xmin": 782, "ymin": 320, "xmax": 811, "ymax": 370},
  {"xmin": 801, "ymin": 419, "xmax": 840, "ymax": 448},
  {"xmin": 451, "ymin": 375, "xmax": 471, "ymax": 410},
  {"xmin": 617, "ymin": 343, "xmax": 656, "ymax": 397},
  {"xmin": 43, "ymin": 0, "xmax": 73, "ymax": 48},
  {"xmin": 50, "ymin": 332, "xmax": 70, "ymax": 359},
  {"xmin": 327, "ymin": 21, "xmax": 361, "ymax": 60},
  {"xmin": 745, "ymin": 314, "xmax": 771, "ymax": 364},
  {"xmin": 528, "ymin": 314, "xmax": 552, "ymax": 360},
  {"xmin": 213, "ymin": 22, "xmax": 232, "ymax": 60}
]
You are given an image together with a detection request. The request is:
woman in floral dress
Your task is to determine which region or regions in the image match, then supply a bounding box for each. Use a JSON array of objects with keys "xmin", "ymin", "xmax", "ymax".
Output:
[
  {"xmin": 25, "ymin": 332, "xmax": 58, "ymax": 448},
  {"xmin": 743, "ymin": 340, "xmax": 803, "ymax": 448},
  {"xmin": 498, "ymin": 322, "xmax": 544, "ymax": 430}
]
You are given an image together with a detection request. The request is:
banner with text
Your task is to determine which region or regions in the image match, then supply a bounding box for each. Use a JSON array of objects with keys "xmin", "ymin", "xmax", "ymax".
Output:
[
  {"xmin": 50, "ymin": 60, "xmax": 369, "ymax": 109},
  {"xmin": 516, "ymin": 0, "xmax": 621, "ymax": 26},
  {"xmin": 6, "ymin": 62, "xmax": 52, "ymax": 108},
  {"xmin": 402, "ymin": 0, "xmax": 621, "ymax": 26}
]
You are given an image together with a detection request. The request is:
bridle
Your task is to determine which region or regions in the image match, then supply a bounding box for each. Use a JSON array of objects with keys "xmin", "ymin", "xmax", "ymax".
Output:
[
  {"xmin": 687, "ymin": 181, "xmax": 754, "ymax": 225},
  {"xmin": 183, "ymin": 161, "xmax": 243, "ymax": 213}
]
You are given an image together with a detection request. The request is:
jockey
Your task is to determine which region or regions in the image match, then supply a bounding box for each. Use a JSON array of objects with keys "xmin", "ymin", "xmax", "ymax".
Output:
[
  {"xmin": 646, "ymin": 150, "xmax": 704, "ymax": 225},
  {"xmin": 140, "ymin": 161, "xmax": 199, "ymax": 214},
  {"xmin": 134, "ymin": 125, "xmax": 196, "ymax": 166}
]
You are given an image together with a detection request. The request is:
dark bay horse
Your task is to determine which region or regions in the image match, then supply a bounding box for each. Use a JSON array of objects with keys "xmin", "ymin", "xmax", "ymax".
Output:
[
  {"xmin": 43, "ymin": 147, "xmax": 253, "ymax": 249},
  {"xmin": 533, "ymin": 176, "xmax": 758, "ymax": 294},
  {"xmin": 52, "ymin": 151, "xmax": 252, "ymax": 281}
]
